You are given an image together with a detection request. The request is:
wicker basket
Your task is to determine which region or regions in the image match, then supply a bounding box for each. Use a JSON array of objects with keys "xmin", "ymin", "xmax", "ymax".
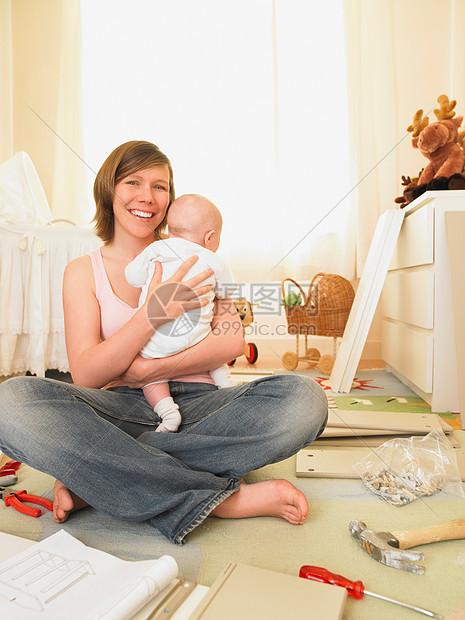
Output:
[{"xmin": 281, "ymin": 273, "xmax": 355, "ymax": 338}]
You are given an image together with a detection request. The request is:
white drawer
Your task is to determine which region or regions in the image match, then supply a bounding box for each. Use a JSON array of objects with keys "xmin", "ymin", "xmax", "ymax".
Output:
[
  {"xmin": 382, "ymin": 270, "xmax": 434, "ymax": 329},
  {"xmin": 390, "ymin": 203, "xmax": 434, "ymax": 270},
  {"xmin": 382, "ymin": 320, "xmax": 433, "ymax": 393}
]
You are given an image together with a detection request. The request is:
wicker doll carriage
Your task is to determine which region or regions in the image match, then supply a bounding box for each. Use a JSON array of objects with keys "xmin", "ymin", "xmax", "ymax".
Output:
[{"xmin": 281, "ymin": 273, "xmax": 355, "ymax": 374}]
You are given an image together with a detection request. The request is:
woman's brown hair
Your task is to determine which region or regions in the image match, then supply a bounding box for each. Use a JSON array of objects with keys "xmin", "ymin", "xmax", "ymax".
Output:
[{"xmin": 92, "ymin": 140, "xmax": 175, "ymax": 243}]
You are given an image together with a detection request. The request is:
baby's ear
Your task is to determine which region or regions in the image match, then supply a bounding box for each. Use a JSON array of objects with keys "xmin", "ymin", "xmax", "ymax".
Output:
[{"xmin": 204, "ymin": 229, "xmax": 215, "ymax": 247}]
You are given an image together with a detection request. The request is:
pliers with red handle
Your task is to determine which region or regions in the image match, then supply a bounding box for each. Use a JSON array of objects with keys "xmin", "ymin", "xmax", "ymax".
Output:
[
  {"xmin": 0, "ymin": 461, "xmax": 22, "ymax": 486},
  {"xmin": 0, "ymin": 460, "xmax": 21, "ymax": 477},
  {"xmin": 0, "ymin": 489, "xmax": 53, "ymax": 518}
]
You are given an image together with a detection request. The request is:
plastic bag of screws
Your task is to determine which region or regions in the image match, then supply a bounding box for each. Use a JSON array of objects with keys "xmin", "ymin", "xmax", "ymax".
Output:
[{"xmin": 353, "ymin": 429, "xmax": 465, "ymax": 507}]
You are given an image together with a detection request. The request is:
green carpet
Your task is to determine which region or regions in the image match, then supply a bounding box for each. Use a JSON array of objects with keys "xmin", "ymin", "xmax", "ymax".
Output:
[{"xmin": 333, "ymin": 394, "xmax": 457, "ymax": 417}]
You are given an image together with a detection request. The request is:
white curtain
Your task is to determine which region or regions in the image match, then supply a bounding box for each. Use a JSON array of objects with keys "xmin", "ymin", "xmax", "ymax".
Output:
[
  {"xmin": 50, "ymin": 1, "xmax": 89, "ymax": 224},
  {"xmin": 273, "ymin": 1, "xmax": 355, "ymax": 282},
  {"xmin": 81, "ymin": 0, "xmax": 355, "ymax": 283},
  {"xmin": 0, "ymin": 0, "xmax": 13, "ymax": 164},
  {"xmin": 2, "ymin": 0, "xmax": 88, "ymax": 225},
  {"xmin": 344, "ymin": 0, "xmax": 465, "ymax": 275}
]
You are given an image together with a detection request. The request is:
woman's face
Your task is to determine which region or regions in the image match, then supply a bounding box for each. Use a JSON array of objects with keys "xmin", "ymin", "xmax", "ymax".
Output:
[{"xmin": 112, "ymin": 165, "xmax": 171, "ymax": 239}]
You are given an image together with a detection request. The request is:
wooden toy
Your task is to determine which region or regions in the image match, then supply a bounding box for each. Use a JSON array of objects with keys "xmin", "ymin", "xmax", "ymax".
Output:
[{"xmin": 228, "ymin": 298, "xmax": 258, "ymax": 365}]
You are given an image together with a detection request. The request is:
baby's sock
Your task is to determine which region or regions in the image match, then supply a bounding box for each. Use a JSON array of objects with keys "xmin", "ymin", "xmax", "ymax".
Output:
[
  {"xmin": 154, "ymin": 397, "xmax": 181, "ymax": 433},
  {"xmin": 210, "ymin": 364, "xmax": 233, "ymax": 388}
]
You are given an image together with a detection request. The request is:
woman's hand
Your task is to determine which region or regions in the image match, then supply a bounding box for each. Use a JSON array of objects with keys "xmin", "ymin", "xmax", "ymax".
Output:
[
  {"xmin": 142, "ymin": 255, "xmax": 214, "ymax": 327},
  {"xmin": 105, "ymin": 298, "xmax": 245, "ymax": 389},
  {"xmin": 103, "ymin": 354, "xmax": 154, "ymax": 389}
]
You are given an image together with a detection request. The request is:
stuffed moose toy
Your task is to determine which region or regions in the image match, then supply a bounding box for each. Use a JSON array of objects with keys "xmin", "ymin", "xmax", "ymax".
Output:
[{"xmin": 396, "ymin": 94, "xmax": 465, "ymax": 206}]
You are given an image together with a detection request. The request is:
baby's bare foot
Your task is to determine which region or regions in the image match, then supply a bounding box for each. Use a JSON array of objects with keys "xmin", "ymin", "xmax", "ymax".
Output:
[
  {"xmin": 210, "ymin": 479, "xmax": 308, "ymax": 525},
  {"xmin": 53, "ymin": 480, "xmax": 89, "ymax": 523}
]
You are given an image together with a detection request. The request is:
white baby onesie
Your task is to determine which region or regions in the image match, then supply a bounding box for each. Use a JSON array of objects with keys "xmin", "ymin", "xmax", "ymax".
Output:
[{"xmin": 125, "ymin": 237, "xmax": 235, "ymax": 358}]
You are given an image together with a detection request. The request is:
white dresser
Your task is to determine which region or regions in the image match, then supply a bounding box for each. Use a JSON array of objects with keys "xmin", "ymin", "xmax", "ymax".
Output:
[{"xmin": 382, "ymin": 190, "xmax": 465, "ymax": 413}]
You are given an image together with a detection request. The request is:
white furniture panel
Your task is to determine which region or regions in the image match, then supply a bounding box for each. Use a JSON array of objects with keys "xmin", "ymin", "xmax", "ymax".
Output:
[
  {"xmin": 330, "ymin": 209, "xmax": 405, "ymax": 392},
  {"xmin": 382, "ymin": 270, "xmax": 434, "ymax": 329},
  {"xmin": 390, "ymin": 202, "xmax": 434, "ymax": 270},
  {"xmin": 382, "ymin": 320, "xmax": 433, "ymax": 393},
  {"xmin": 382, "ymin": 191, "xmax": 465, "ymax": 414}
]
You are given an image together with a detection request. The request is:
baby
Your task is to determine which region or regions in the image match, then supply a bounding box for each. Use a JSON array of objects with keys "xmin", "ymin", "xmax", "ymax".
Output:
[{"xmin": 125, "ymin": 194, "xmax": 236, "ymax": 432}]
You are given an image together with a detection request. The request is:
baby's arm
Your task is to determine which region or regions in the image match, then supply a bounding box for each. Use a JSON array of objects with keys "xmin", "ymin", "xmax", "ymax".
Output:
[
  {"xmin": 111, "ymin": 298, "xmax": 245, "ymax": 388},
  {"xmin": 125, "ymin": 243, "xmax": 159, "ymax": 288}
]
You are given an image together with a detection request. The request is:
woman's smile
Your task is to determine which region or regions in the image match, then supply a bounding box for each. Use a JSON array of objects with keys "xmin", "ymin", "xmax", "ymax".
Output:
[{"xmin": 129, "ymin": 208, "xmax": 155, "ymax": 221}]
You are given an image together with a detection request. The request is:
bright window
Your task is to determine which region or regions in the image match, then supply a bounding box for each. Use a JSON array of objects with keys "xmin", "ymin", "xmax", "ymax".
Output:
[{"xmin": 81, "ymin": 0, "xmax": 354, "ymax": 281}]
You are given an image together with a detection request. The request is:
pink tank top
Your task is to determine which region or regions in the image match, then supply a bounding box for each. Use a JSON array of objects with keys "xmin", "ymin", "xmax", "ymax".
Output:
[
  {"xmin": 89, "ymin": 248, "xmax": 137, "ymax": 341},
  {"xmin": 88, "ymin": 248, "xmax": 213, "ymax": 384}
]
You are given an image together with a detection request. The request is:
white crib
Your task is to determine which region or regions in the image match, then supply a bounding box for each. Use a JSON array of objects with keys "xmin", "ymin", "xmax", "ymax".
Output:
[{"xmin": 0, "ymin": 153, "xmax": 101, "ymax": 376}]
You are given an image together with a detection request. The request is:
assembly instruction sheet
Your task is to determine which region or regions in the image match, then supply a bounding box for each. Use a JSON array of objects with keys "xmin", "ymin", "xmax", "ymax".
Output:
[{"xmin": 0, "ymin": 530, "xmax": 178, "ymax": 619}]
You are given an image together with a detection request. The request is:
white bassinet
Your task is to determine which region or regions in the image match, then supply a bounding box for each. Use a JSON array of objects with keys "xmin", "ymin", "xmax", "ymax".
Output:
[{"xmin": 0, "ymin": 152, "xmax": 101, "ymax": 376}]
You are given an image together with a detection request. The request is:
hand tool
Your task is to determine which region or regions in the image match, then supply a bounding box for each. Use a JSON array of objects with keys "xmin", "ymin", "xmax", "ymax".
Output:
[
  {"xmin": 299, "ymin": 565, "xmax": 443, "ymax": 618},
  {"xmin": 0, "ymin": 488, "xmax": 53, "ymax": 517},
  {"xmin": 0, "ymin": 460, "xmax": 21, "ymax": 474},
  {"xmin": 0, "ymin": 468, "xmax": 18, "ymax": 477},
  {"xmin": 349, "ymin": 518, "xmax": 465, "ymax": 574},
  {"xmin": 0, "ymin": 461, "xmax": 21, "ymax": 487}
]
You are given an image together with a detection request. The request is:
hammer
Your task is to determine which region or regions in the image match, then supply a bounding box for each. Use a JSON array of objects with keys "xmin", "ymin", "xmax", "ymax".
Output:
[{"xmin": 349, "ymin": 518, "xmax": 465, "ymax": 574}]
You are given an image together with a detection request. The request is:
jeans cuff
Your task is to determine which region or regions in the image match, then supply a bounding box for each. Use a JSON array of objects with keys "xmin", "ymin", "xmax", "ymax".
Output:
[{"xmin": 173, "ymin": 478, "xmax": 240, "ymax": 545}]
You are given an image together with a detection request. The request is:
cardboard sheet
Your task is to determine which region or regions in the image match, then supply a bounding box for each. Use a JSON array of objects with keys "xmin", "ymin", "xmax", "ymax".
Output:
[{"xmin": 189, "ymin": 562, "xmax": 346, "ymax": 620}]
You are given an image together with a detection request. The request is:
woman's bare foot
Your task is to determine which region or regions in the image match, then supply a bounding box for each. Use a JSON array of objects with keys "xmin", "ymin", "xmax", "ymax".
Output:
[
  {"xmin": 210, "ymin": 479, "xmax": 308, "ymax": 525},
  {"xmin": 53, "ymin": 480, "xmax": 89, "ymax": 524}
]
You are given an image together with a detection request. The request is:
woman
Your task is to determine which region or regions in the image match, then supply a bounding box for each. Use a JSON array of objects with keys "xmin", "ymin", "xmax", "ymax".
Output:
[{"xmin": 0, "ymin": 141, "xmax": 328, "ymax": 544}]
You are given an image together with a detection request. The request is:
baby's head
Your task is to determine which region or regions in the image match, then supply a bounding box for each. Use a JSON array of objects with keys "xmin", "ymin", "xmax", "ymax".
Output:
[{"xmin": 167, "ymin": 194, "xmax": 223, "ymax": 252}]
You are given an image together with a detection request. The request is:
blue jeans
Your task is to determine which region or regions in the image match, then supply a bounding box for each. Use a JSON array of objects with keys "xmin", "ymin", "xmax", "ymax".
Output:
[{"xmin": 0, "ymin": 374, "xmax": 327, "ymax": 544}]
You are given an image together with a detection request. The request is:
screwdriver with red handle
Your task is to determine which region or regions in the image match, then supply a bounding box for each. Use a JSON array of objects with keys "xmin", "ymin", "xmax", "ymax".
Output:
[{"xmin": 299, "ymin": 565, "xmax": 443, "ymax": 619}]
